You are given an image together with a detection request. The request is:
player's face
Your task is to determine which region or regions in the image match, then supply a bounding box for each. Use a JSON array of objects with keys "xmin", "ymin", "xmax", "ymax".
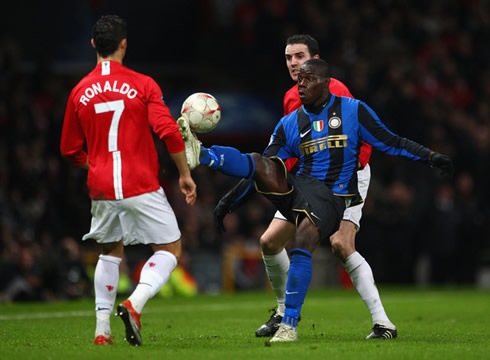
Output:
[
  {"xmin": 297, "ymin": 64, "xmax": 329, "ymax": 106},
  {"xmin": 285, "ymin": 44, "xmax": 317, "ymax": 81}
]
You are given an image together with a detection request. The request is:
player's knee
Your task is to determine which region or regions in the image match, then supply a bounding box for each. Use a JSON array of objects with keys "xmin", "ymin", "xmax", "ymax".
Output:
[
  {"xmin": 172, "ymin": 247, "xmax": 182, "ymax": 261},
  {"xmin": 152, "ymin": 242, "xmax": 182, "ymax": 261},
  {"xmin": 101, "ymin": 240, "xmax": 124, "ymax": 257},
  {"xmin": 329, "ymin": 231, "xmax": 353, "ymax": 261},
  {"xmin": 260, "ymin": 232, "xmax": 279, "ymax": 253},
  {"xmin": 329, "ymin": 232, "xmax": 344, "ymax": 256}
]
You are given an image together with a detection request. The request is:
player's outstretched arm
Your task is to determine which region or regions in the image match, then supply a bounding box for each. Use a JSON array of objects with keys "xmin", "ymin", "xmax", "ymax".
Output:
[{"xmin": 357, "ymin": 102, "xmax": 454, "ymax": 176}]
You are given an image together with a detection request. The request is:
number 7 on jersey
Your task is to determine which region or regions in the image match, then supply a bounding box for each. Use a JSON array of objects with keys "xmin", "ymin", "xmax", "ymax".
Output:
[{"xmin": 94, "ymin": 100, "xmax": 125, "ymax": 199}]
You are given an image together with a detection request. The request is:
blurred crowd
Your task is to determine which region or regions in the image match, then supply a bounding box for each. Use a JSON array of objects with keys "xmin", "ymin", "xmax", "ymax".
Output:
[{"xmin": 1, "ymin": 0, "xmax": 489, "ymax": 302}]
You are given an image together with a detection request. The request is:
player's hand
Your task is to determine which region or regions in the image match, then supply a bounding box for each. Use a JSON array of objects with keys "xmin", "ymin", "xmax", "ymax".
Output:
[
  {"xmin": 213, "ymin": 199, "xmax": 231, "ymax": 233},
  {"xmin": 430, "ymin": 152, "xmax": 454, "ymax": 177},
  {"xmin": 179, "ymin": 174, "xmax": 197, "ymax": 205}
]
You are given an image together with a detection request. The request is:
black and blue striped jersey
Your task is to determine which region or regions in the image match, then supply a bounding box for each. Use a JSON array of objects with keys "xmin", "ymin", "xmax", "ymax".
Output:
[{"xmin": 263, "ymin": 94, "xmax": 431, "ymax": 198}]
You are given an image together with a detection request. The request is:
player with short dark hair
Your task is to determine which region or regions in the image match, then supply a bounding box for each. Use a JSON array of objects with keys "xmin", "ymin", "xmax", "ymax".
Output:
[
  {"xmin": 285, "ymin": 34, "xmax": 319, "ymax": 57},
  {"xmin": 61, "ymin": 14, "xmax": 196, "ymax": 346},
  {"xmin": 179, "ymin": 58, "xmax": 453, "ymax": 342}
]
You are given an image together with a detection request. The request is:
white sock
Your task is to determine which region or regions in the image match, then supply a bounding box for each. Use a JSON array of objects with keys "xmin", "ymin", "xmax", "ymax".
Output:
[
  {"xmin": 94, "ymin": 254, "xmax": 121, "ymax": 337},
  {"xmin": 344, "ymin": 252, "xmax": 394, "ymax": 327},
  {"xmin": 128, "ymin": 250, "xmax": 177, "ymax": 314},
  {"xmin": 262, "ymin": 249, "xmax": 290, "ymax": 316},
  {"xmin": 95, "ymin": 313, "xmax": 111, "ymax": 338}
]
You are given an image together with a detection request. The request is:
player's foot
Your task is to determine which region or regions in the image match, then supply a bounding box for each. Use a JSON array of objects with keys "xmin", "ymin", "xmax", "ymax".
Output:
[
  {"xmin": 269, "ymin": 323, "xmax": 298, "ymax": 342},
  {"xmin": 256, "ymin": 309, "xmax": 283, "ymax": 337},
  {"xmin": 177, "ymin": 116, "xmax": 201, "ymax": 170},
  {"xmin": 199, "ymin": 146, "xmax": 220, "ymax": 168},
  {"xmin": 94, "ymin": 335, "xmax": 113, "ymax": 345},
  {"xmin": 366, "ymin": 322, "xmax": 398, "ymax": 339},
  {"xmin": 117, "ymin": 300, "xmax": 142, "ymax": 346}
]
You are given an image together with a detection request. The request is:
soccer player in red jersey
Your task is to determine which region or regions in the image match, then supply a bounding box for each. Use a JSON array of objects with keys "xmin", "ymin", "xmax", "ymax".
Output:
[
  {"xmin": 60, "ymin": 15, "xmax": 196, "ymax": 346},
  {"xmin": 213, "ymin": 35, "xmax": 396, "ymax": 339}
]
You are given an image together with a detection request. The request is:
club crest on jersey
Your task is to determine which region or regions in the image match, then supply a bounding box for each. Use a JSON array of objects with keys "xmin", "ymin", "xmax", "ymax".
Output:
[
  {"xmin": 313, "ymin": 120, "xmax": 324, "ymax": 132},
  {"xmin": 328, "ymin": 116, "xmax": 341, "ymax": 129}
]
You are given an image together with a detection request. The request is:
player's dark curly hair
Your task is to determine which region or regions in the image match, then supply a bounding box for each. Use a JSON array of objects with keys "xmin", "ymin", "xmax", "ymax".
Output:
[
  {"xmin": 92, "ymin": 15, "xmax": 127, "ymax": 58},
  {"xmin": 286, "ymin": 34, "xmax": 320, "ymax": 57}
]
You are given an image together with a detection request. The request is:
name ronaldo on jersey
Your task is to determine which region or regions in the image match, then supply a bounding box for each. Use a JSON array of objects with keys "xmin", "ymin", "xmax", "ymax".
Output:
[{"xmin": 79, "ymin": 80, "xmax": 138, "ymax": 106}]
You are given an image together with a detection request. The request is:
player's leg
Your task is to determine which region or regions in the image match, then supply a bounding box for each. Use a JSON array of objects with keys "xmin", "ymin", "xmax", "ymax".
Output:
[
  {"xmin": 271, "ymin": 216, "xmax": 319, "ymax": 342},
  {"xmin": 125, "ymin": 240, "xmax": 181, "ymax": 315},
  {"xmin": 177, "ymin": 116, "xmax": 201, "ymax": 170},
  {"xmin": 116, "ymin": 188, "xmax": 182, "ymax": 346},
  {"xmin": 270, "ymin": 175, "xmax": 346, "ymax": 342},
  {"xmin": 202, "ymin": 146, "xmax": 294, "ymax": 313},
  {"xmin": 200, "ymin": 145, "xmax": 256, "ymax": 178},
  {"xmin": 330, "ymin": 164, "xmax": 397, "ymax": 339},
  {"xmin": 256, "ymin": 216, "xmax": 296, "ymax": 337},
  {"xmin": 330, "ymin": 221, "xmax": 393, "ymax": 323},
  {"xmin": 333, "ymin": 221, "xmax": 397, "ymax": 338},
  {"xmin": 237, "ymin": 155, "xmax": 297, "ymax": 336},
  {"xmin": 83, "ymin": 199, "xmax": 124, "ymax": 345},
  {"xmin": 199, "ymin": 146, "xmax": 290, "ymax": 195},
  {"xmin": 93, "ymin": 240, "xmax": 123, "ymax": 345}
]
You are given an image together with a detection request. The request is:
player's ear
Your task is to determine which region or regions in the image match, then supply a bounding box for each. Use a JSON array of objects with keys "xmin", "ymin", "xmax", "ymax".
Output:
[
  {"xmin": 91, "ymin": 39, "xmax": 96, "ymax": 49},
  {"xmin": 325, "ymin": 76, "xmax": 331, "ymax": 88},
  {"xmin": 120, "ymin": 38, "xmax": 127, "ymax": 50}
]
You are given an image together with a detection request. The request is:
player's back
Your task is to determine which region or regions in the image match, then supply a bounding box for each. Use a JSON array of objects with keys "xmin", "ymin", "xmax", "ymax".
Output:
[{"xmin": 68, "ymin": 61, "xmax": 161, "ymax": 200}]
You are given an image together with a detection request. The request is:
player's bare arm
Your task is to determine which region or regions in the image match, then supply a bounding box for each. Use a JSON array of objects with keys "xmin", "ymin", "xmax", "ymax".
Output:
[{"xmin": 170, "ymin": 150, "xmax": 197, "ymax": 205}]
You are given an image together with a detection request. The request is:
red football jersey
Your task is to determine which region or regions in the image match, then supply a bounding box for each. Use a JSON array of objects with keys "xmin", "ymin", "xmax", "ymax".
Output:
[
  {"xmin": 61, "ymin": 60, "xmax": 184, "ymax": 200},
  {"xmin": 282, "ymin": 78, "xmax": 372, "ymax": 170}
]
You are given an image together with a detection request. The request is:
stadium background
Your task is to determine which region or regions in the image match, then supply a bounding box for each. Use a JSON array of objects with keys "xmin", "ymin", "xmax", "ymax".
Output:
[{"xmin": 0, "ymin": 0, "xmax": 489, "ymax": 301}]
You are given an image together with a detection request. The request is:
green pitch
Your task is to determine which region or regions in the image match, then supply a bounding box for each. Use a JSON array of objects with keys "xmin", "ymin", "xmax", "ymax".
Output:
[{"xmin": 0, "ymin": 287, "xmax": 488, "ymax": 360}]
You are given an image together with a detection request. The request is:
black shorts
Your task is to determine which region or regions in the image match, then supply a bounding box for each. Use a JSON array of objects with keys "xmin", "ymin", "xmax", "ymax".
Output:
[{"xmin": 256, "ymin": 159, "xmax": 346, "ymax": 241}]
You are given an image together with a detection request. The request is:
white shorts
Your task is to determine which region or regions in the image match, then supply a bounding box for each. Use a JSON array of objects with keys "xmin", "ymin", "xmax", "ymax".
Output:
[
  {"xmin": 82, "ymin": 187, "xmax": 181, "ymax": 246},
  {"xmin": 342, "ymin": 164, "xmax": 370, "ymax": 229},
  {"xmin": 273, "ymin": 164, "xmax": 371, "ymax": 229}
]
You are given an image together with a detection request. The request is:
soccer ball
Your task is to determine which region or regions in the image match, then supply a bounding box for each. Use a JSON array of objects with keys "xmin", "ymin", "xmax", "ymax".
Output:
[{"xmin": 180, "ymin": 92, "xmax": 221, "ymax": 133}]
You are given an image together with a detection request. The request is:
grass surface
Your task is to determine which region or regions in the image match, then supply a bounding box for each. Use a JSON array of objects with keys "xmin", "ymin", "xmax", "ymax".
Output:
[{"xmin": 0, "ymin": 287, "xmax": 488, "ymax": 360}]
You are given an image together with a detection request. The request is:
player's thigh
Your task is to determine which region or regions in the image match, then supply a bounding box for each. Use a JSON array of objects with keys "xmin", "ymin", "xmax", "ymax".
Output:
[
  {"xmin": 120, "ymin": 188, "xmax": 181, "ymax": 246},
  {"xmin": 252, "ymin": 155, "xmax": 289, "ymax": 193},
  {"xmin": 295, "ymin": 215, "xmax": 322, "ymax": 253},
  {"xmin": 260, "ymin": 216, "xmax": 296, "ymax": 251},
  {"xmin": 101, "ymin": 240, "xmax": 124, "ymax": 257}
]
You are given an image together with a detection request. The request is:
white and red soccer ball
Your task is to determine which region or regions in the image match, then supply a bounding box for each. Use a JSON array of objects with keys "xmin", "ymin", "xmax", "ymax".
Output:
[{"xmin": 181, "ymin": 92, "xmax": 221, "ymax": 133}]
